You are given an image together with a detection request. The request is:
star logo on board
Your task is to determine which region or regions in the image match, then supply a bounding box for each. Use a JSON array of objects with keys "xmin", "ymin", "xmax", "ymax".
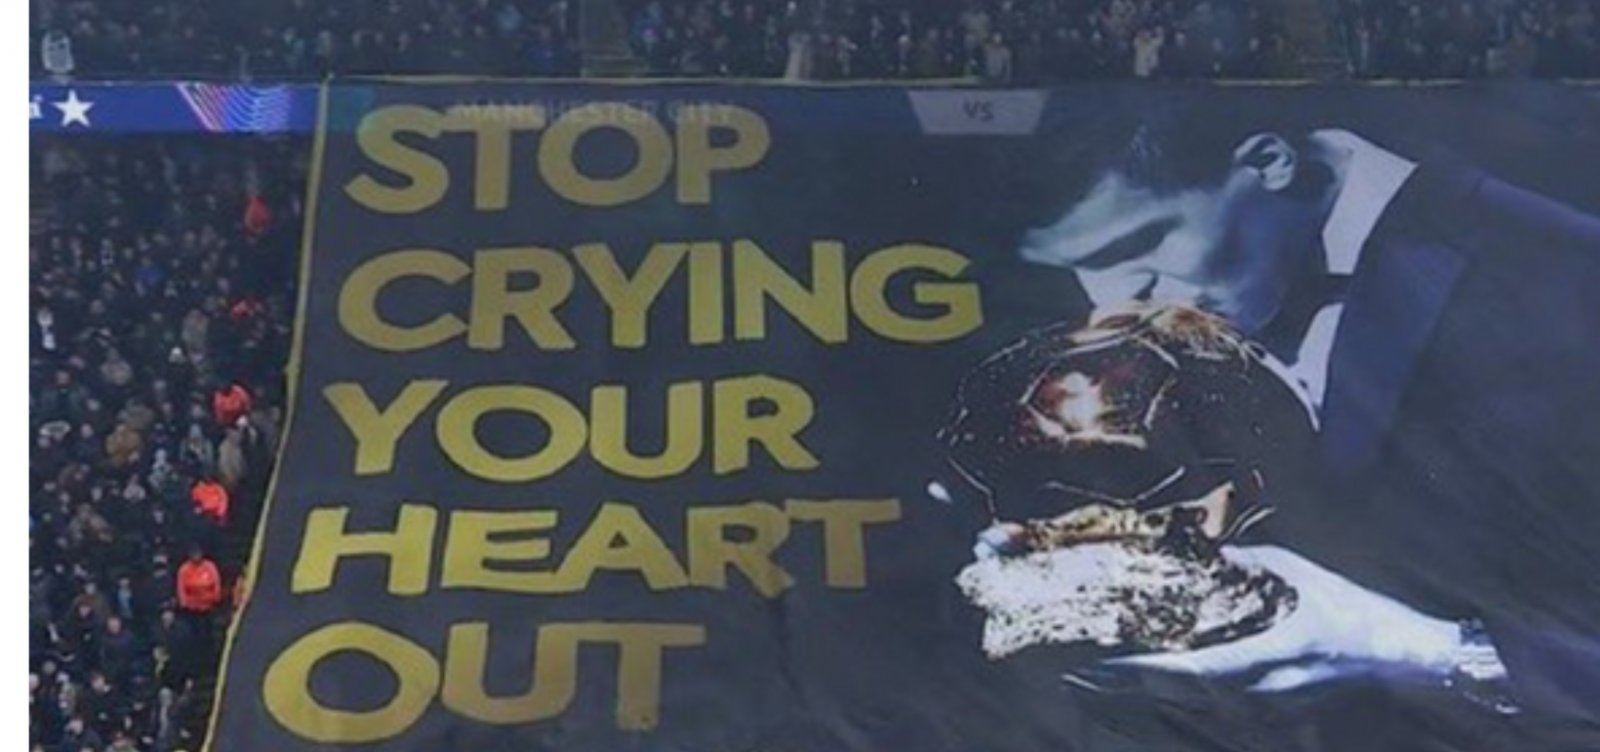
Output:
[{"xmin": 53, "ymin": 90, "xmax": 94, "ymax": 127}]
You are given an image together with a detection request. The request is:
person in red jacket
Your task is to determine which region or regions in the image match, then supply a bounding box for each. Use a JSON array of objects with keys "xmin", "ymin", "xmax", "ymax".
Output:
[
  {"xmin": 176, "ymin": 547, "xmax": 222, "ymax": 614},
  {"xmin": 176, "ymin": 547, "xmax": 223, "ymax": 648},
  {"xmin": 211, "ymin": 382, "xmax": 252, "ymax": 427},
  {"xmin": 229, "ymin": 296, "xmax": 264, "ymax": 323},
  {"xmin": 243, "ymin": 192, "xmax": 272, "ymax": 237},
  {"xmin": 190, "ymin": 478, "xmax": 229, "ymax": 526}
]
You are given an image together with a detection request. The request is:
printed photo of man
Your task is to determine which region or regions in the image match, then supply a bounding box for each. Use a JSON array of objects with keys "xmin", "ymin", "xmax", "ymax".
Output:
[{"xmin": 1015, "ymin": 100, "xmax": 1600, "ymax": 733}]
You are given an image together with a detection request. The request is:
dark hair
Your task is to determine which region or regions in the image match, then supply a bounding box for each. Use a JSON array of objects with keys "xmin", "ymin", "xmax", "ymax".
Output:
[
  {"xmin": 1124, "ymin": 101, "xmax": 1336, "ymax": 200},
  {"xmin": 1120, "ymin": 105, "xmax": 1270, "ymax": 192},
  {"xmin": 1004, "ymin": 88, "xmax": 1326, "ymax": 228}
]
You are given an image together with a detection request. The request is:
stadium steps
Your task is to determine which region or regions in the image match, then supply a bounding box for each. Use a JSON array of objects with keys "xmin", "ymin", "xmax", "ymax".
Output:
[
  {"xmin": 191, "ymin": 496, "xmax": 266, "ymax": 747},
  {"xmin": 191, "ymin": 674, "xmax": 219, "ymax": 745},
  {"xmin": 580, "ymin": 0, "xmax": 648, "ymax": 77}
]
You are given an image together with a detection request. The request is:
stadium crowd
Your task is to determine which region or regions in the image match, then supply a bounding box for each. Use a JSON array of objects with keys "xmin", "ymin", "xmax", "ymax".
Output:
[
  {"xmin": 32, "ymin": 0, "xmax": 580, "ymax": 79},
  {"xmin": 624, "ymin": 0, "xmax": 1292, "ymax": 81},
  {"xmin": 29, "ymin": 135, "xmax": 306, "ymax": 752},
  {"xmin": 35, "ymin": 0, "xmax": 1600, "ymax": 82},
  {"xmin": 1339, "ymin": 0, "xmax": 1600, "ymax": 78}
]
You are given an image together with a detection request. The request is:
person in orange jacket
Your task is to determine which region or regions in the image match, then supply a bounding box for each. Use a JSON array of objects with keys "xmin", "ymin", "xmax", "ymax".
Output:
[
  {"xmin": 177, "ymin": 547, "xmax": 223, "ymax": 647},
  {"xmin": 190, "ymin": 478, "xmax": 229, "ymax": 526},
  {"xmin": 229, "ymin": 296, "xmax": 264, "ymax": 322},
  {"xmin": 211, "ymin": 382, "xmax": 253, "ymax": 427},
  {"xmin": 243, "ymin": 192, "xmax": 272, "ymax": 237},
  {"xmin": 176, "ymin": 547, "xmax": 222, "ymax": 614}
]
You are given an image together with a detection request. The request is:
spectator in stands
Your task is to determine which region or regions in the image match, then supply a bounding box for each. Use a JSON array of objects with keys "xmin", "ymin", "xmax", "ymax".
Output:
[
  {"xmin": 242, "ymin": 193, "xmax": 272, "ymax": 238},
  {"xmin": 81, "ymin": 671, "xmax": 127, "ymax": 741},
  {"xmin": 97, "ymin": 617, "xmax": 138, "ymax": 687},
  {"xmin": 527, "ymin": 23, "xmax": 572, "ymax": 76},
  {"xmin": 40, "ymin": 29, "xmax": 74, "ymax": 80},
  {"xmin": 175, "ymin": 546, "xmax": 222, "ymax": 641},
  {"xmin": 143, "ymin": 686, "xmax": 180, "ymax": 751},
  {"xmin": 32, "ymin": 134, "xmax": 301, "ymax": 748},
  {"xmin": 59, "ymin": 715, "xmax": 102, "ymax": 752},
  {"xmin": 1339, "ymin": 0, "xmax": 1600, "ymax": 79},
  {"xmin": 626, "ymin": 0, "xmax": 1287, "ymax": 82},
  {"xmin": 217, "ymin": 427, "xmax": 248, "ymax": 490},
  {"xmin": 190, "ymin": 477, "xmax": 230, "ymax": 526},
  {"xmin": 211, "ymin": 382, "xmax": 252, "ymax": 428},
  {"xmin": 31, "ymin": 0, "xmax": 581, "ymax": 78},
  {"xmin": 1132, "ymin": 24, "xmax": 1164, "ymax": 77},
  {"xmin": 982, "ymin": 32, "xmax": 1013, "ymax": 82},
  {"xmin": 180, "ymin": 423, "xmax": 217, "ymax": 475},
  {"xmin": 785, "ymin": 28, "xmax": 815, "ymax": 80}
]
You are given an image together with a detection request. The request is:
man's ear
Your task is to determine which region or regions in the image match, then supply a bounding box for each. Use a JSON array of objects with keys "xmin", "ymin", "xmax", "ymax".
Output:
[{"xmin": 1232, "ymin": 133, "xmax": 1297, "ymax": 192}]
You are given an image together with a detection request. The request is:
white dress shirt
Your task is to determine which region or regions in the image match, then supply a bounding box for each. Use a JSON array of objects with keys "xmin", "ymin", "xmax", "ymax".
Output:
[{"xmin": 1281, "ymin": 131, "xmax": 1418, "ymax": 415}]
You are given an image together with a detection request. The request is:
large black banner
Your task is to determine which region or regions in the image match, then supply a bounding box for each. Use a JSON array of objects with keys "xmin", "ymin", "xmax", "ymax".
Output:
[{"xmin": 209, "ymin": 82, "xmax": 1600, "ymax": 751}]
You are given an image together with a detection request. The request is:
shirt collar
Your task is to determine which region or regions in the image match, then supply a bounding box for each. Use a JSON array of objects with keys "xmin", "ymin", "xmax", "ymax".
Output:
[{"xmin": 1313, "ymin": 130, "xmax": 1418, "ymax": 275}]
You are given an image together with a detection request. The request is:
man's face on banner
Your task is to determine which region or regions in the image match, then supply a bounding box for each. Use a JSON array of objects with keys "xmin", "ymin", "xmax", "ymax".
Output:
[{"xmin": 1019, "ymin": 133, "xmax": 1310, "ymax": 335}]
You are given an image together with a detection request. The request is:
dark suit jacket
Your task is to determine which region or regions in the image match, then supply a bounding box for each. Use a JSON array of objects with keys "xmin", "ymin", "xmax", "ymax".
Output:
[{"xmin": 1310, "ymin": 160, "xmax": 1600, "ymax": 737}]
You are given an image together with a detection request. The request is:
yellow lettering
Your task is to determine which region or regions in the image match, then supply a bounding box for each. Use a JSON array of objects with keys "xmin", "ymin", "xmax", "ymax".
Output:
[
  {"xmin": 435, "ymin": 385, "xmax": 588, "ymax": 482},
  {"xmin": 674, "ymin": 105, "xmax": 770, "ymax": 204},
  {"xmin": 439, "ymin": 622, "xmax": 705, "ymax": 731},
  {"xmin": 323, "ymin": 381, "xmax": 447, "ymax": 475},
  {"xmin": 338, "ymin": 249, "xmax": 470, "ymax": 352},
  {"xmin": 556, "ymin": 502, "xmax": 689, "ymax": 590},
  {"xmin": 446, "ymin": 110, "xmax": 547, "ymax": 211},
  {"xmin": 585, "ymin": 623, "xmax": 706, "ymax": 730},
  {"xmin": 440, "ymin": 622, "xmax": 576, "ymax": 724},
  {"xmin": 851, "ymin": 244, "xmax": 982, "ymax": 343},
  {"xmin": 787, "ymin": 499, "xmax": 902, "ymax": 588},
  {"xmin": 686, "ymin": 502, "xmax": 794, "ymax": 597},
  {"xmin": 263, "ymin": 622, "xmax": 439, "ymax": 743},
  {"xmin": 440, "ymin": 510, "xmax": 560, "ymax": 592},
  {"xmin": 687, "ymin": 241, "xmax": 725, "ymax": 345},
  {"xmin": 733, "ymin": 239, "xmax": 847, "ymax": 343},
  {"xmin": 468, "ymin": 247, "xmax": 576, "ymax": 351},
  {"xmin": 539, "ymin": 105, "xmax": 672, "ymax": 207},
  {"xmin": 590, "ymin": 382, "xmax": 703, "ymax": 479},
  {"xmin": 345, "ymin": 106, "xmax": 449, "ymax": 214},
  {"xmin": 712, "ymin": 375, "xmax": 819, "ymax": 474},
  {"xmin": 574, "ymin": 242, "xmax": 687, "ymax": 348},
  {"xmin": 291, "ymin": 505, "xmax": 438, "ymax": 596}
]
